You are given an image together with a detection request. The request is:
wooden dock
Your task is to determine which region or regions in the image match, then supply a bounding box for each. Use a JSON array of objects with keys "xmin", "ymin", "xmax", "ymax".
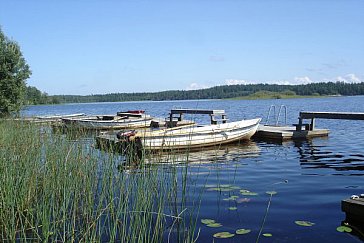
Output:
[
  {"xmin": 296, "ymin": 111, "xmax": 364, "ymax": 131},
  {"xmin": 254, "ymin": 125, "xmax": 329, "ymax": 140},
  {"xmin": 342, "ymin": 196, "xmax": 364, "ymax": 224},
  {"xmin": 255, "ymin": 111, "xmax": 364, "ymax": 140}
]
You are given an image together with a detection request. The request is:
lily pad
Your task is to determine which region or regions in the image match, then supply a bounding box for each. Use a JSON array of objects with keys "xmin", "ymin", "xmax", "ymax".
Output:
[
  {"xmin": 228, "ymin": 207, "xmax": 237, "ymax": 210},
  {"xmin": 223, "ymin": 195, "xmax": 239, "ymax": 201},
  {"xmin": 220, "ymin": 184, "xmax": 232, "ymax": 188},
  {"xmin": 240, "ymin": 190, "xmax": 258, "ymax": 196},
  {"xmin": 266, "ymin": 191, "xmax": 277, "ymax": 195},
  {"xmin": 213, "ymin": 232, "xmax": 235, "ymax": 239},
  {"xmin": 229, "ymin": 186, "xmax": 241, "ymax": 190},
  {"xmin": 206, "ymin": 222, "xmax": 222, "ymax": 227},
  {"xmin": 207, "ymin": 187, "xmax": 234, "ymax": 192},
  {"xmin": 336, "ymin": 226, "xmax": 352, "ymax": 233},
  {"xmin": 201, "ymin": 219, "xmax": 215, "ymax": 224},
  {"xmin": 295, "ymin": 220, "xmax": 315, "ymax": 227},
  {"xmin": 236, "ymin": 229, "xmax": 251, "ymax": 235},
  {"xmin": 263, "ymin": 233, "xmax": 272, "ymax": 237}
]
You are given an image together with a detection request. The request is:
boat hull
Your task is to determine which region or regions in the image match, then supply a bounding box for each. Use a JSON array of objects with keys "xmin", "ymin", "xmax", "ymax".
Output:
[
  {"xmin": 134, "ymin": 118, "xmax": 261, "ymax": 150},
  {"xmin": 62, "ymin": 116, "xmax": 152, "ymax": 130}
]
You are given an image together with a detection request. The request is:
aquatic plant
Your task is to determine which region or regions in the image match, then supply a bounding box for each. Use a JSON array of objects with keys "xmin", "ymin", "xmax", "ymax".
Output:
[{"xmin": 0, "ymin": 120, "xmax": 200, "ymax": 242}]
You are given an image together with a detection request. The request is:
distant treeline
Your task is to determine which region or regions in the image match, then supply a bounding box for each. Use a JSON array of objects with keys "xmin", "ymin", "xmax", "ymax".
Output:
[{"xmin": 50, "ymin": 82, "xmax": 364, "ymax": 103}]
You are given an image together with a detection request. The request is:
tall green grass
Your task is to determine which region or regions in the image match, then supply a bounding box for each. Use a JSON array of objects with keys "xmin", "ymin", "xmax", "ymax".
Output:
[{"xmin": 0, "ymin": 120, "xmax": 200, "ymax": 242}]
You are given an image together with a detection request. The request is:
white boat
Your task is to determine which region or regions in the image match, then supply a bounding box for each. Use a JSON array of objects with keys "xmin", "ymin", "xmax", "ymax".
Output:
[
  {"xmin": 118, "ymin": 118, "xmax": 261, "ymax": 151},
  {"xmin": 36, "ymin": 113, "xmax": 86, "ymax": 120},
  {"xmin": 62, "ymin": 111, "xmax": 152, "ymax": 130}
]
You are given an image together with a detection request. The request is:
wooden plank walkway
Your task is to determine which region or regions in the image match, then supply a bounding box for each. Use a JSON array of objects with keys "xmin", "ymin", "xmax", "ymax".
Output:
[
  {"xmin": 296, "ymin": 111, "xmax": 364, "ymax": 131},
  {"xmin": 300, "ymin": 111, "xmax": 364, "ymax": 120},
  {"xmin": 254, "ymin": 125, "xmax": 329, "ymax": 140}
]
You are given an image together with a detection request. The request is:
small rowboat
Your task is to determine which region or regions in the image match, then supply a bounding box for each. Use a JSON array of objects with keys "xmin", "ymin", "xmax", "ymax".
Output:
[
  {"xmin": 118, "ymin": 118, "xmax": 261, "ymax": 151},
  {"xmin": 62, "ymin": 111, "xmax": 152, "ymax": 130}
]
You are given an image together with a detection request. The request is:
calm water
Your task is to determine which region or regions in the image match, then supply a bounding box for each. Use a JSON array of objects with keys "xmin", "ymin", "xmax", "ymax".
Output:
[{"xmin": 22, "ymin": 96, "xmax": 364, "ymax": 242}]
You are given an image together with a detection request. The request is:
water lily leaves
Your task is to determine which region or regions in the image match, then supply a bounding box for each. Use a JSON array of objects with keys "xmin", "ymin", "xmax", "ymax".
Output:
[
  {"xmin": 201, "ymin": 219, "xmax": 215, "ymax": 224},
  {"xmin": 206, "ymin": 223, "xmax": 222, "ymax": 227},
  {"xmin": 207, "ymin": 187, "xmax": 234, "ymax": 192},
  {"xmin": 223, "ymin": 195, "xmax": 239, "ymax": 201},
  {"xmin": 228, "ymin": 207, "xmax": 237, "ymax": 210},
  {"xmin": 213, "ymin": 232, "xmax": 235, "ymax": 239},
  {"xmin": 295, "ymin": 220, "xmax": 315, "ymax": 227},
  {"xmin": 263, "ymin": 233, "xmax": 272, "ymax": 237},
  {"xmin": 266, "ymin": 191, "xmax": 277, "ymax": 195},
  {"xmin": 236, "ymin": 229, "xmax": 251, "ymax": 235},
  {"xmin": 201, "ymin": 219, "xmax": 222, "ymax": 227},
  {"xmin": 336, "ymin": 226, "xmax": 352, "ymax": 233},
  {"xmin": 229, "ymin": 186, "xmax": 241, "ymax": 190},
  {"xmin": 240, "ymin": 189, "xmax": 258, "ymax": 196}
]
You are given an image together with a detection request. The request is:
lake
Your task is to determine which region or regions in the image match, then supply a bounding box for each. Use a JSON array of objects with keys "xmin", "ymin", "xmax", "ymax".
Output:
[{"xmin": 22, "ymin": 96, "xmax": 364, "ymax": 242}]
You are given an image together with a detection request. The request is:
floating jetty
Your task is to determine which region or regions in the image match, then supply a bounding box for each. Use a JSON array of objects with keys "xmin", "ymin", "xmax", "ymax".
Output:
[
  {"xmin": 255, "ymin": 111, "xmax": 364, "ymax": 141},
  {"xmin": 254, "ymin": 124, "xmax": 329, "ymax": 140},
  {"xmin": 14, "ymin": 113, "xmax": 86, "ymax": 124},
  {"xmin": 342, "ymin": 195, "xmax": 364, "ymax": 224}
]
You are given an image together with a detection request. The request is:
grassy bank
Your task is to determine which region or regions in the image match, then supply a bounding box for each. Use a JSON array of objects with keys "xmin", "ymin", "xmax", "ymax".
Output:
[
  {"xmin": 228, "ymin": 90, "xmax": 322, "ymax": 100},
  {"xmin": 0, "ymin": 120, "xmax": 199, "ymax": 242}
]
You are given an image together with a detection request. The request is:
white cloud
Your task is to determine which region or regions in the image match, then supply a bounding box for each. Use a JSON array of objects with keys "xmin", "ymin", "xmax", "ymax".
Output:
[
  {"xmin": 293, "ymin": 76, "xmax": 313, "ymax": 84},
  {"xmin": 223, "ymin": 74, "xmax": 362, "ymax": 86},
  {"xmin": 336, "ymin": 73, "xmax": 362, "ymax": 83},
  {"xmin": 225, "ymin": 79, "xmax": 255, "ymax": 85},
  {"xmin": 188, "ymin": 74, "xmax": 362, "ymax": 91},
  {"xmin": 186, "ymin": 82, "xmax": 210, "ymax": 90}
]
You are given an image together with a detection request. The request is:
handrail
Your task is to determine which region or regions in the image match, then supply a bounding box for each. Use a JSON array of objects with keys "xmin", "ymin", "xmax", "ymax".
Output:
[
  {"xmin": 276, "ymin": 105, "xmax": 287, "ymax": 125},
  {"xmin": 265, "ymin": 105, "xmax": 287, "ymax": 126},
  {"xmin": 265, "ymin": 105, "xmax": 276, "ymax": 125}
]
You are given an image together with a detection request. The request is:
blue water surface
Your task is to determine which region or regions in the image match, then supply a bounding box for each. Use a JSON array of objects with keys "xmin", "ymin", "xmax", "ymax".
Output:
[{"xmin": 22, "ymin": 96, "xmax": 364, "ymax": 242}]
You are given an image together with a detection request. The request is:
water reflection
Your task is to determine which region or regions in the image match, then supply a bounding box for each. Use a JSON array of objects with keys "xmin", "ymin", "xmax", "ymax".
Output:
[
  {"xmin": 293, "ymin": 139, "xmax": 364, "ymax": 175},
  {"xmin": 144, "ymin": 141, "xmax": 260, "ymax": 165}
]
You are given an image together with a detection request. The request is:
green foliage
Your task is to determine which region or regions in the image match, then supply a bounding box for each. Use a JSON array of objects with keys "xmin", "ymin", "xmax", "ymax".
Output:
[
  {"xmin": 51, "ymin": 82, "xmax": 364, "ymax": 103},
  {"xmin": 0, "ymin": 28, "xmax": 31, "ymax": 115},
  {"xmin": 25, "ymin": 86, "xmax": 60, "ymax": 105}
]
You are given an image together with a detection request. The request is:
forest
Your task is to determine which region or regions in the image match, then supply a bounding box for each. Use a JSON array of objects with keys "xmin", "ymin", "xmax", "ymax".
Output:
[{"xmin": 48, "ymin": 82, "xmax": 364, "ymax": 104}]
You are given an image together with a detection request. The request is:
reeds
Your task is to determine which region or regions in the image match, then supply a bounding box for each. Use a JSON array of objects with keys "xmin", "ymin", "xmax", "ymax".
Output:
[{"xmin": 0, "ymin": 120, "xmax": 200, "ymax": 242}]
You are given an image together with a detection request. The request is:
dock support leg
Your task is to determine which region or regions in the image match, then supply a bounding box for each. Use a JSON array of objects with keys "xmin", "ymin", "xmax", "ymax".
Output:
[
  {"xmin": 296, "ymin": 118, "xmax": 303, "ymax": 131},
  {"xmin": 310, "ymin": 118, "xmax": 315, "ymax": 131}
]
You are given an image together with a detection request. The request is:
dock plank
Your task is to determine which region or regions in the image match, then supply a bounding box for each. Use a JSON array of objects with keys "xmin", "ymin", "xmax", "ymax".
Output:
[
  {"xmin": 300, "ymin": 111, "xmax": 364, "ymax": 120},
  {"xmin": 254, "ymin": 125, "xmax": 329, "ymax": 140}
]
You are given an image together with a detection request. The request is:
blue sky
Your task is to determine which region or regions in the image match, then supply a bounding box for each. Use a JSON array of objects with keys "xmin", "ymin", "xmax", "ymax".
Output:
[{"xmin": 1, "ymin": 0, "xmax": 363, "ymax": 95}]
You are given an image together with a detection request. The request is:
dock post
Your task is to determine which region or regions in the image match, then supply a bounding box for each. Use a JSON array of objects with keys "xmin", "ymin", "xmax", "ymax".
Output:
[
  {"xmin": 210, "ymin": 115, "xmax": 217, "ymax": 125},
  {"xmin": 310, "ymin": 118, "xmax": 315, "ymax": 131},
  {"xmin": 296, "ymin": 117, "xmax": 303, "ymax": 131},
  {"xmin": 169, "ymin": 113, "xmax": 173, "ymax": 123},
  {"xmin": 222, "ymin": 114, "xmax": 227, "ymax": 124}
]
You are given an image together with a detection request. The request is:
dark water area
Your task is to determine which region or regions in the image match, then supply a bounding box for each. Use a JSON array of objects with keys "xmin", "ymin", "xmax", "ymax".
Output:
[{"xmin": 22, "ymin": 96, "xmax": 364, "ymax": 242}]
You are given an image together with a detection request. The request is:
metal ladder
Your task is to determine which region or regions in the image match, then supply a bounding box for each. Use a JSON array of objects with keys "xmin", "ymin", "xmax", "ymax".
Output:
[{"xmin": 265, "ymin": 105, "xmax": 287, "ymax": 126}]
